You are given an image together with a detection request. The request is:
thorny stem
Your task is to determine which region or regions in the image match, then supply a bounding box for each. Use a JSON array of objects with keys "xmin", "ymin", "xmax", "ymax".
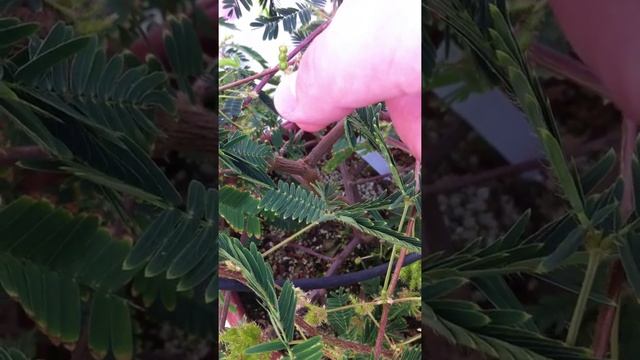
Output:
[
  {"xmin": 262, "ymin": 222, "xmax": 317, "ymax": 257},
  {"xmin": 368, "ymin": 312, "xmax": 394, "ymax": 348},
  {"xmin": 325, "ymin": 297, "xmax": 420, "ymax": 313},
  {"xmin": 374, "ymin": 216, "xmax": 415, "ymax": 359},
  {"xmin": 566, "ymin": 249, "xmax": 602, "ymax": 346},
  {"xmin": 591, "ymin": 119, "xmax": 638, "ymax": 358}
]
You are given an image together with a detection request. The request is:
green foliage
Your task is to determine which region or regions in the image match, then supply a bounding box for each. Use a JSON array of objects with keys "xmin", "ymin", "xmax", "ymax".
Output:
[
  {"xmin": 220, "ymin": 132, "xmax": 275, "ymax": 187},
  {"xmin": 1, "ymin": 5, "xmax": 216, "ymax": 359},
  {"xmin": 424, "ymin": 300, "xmax": 591, "ymax": 360},
  {"xmin": 163, "ymin": 15, "xmax": 204, "ymax": 102},
  {"xmin": 0, "ymin": 196, "xmax": 134, "ymax": 359},
  {"xmin": 258, "ymin": 180, "xmax": 328, "ymax": 224},
  {"xmin": 219, "ymin": 234, "xmax": 300, "ymax": 354},
  {"xmin": 0, "ymin": 346, "xmax": 29, "ymax": 360},
  {"xmin": 345, "ymin": 104, "xmax": 407, "ymax": 196},
  {"xmin": 427, "ymin": 1, "xmax": 587, "ymax": 226},
  {"xmin": 123, "ymin": 180, "xmax": 217, "ymax": 303},
  {"xmin": 250, "ymin": 3, "xmax": 313, "ymax": 40},
  {"xmin": 287, "ymin": 336, "xmax": 323, "ymax": 360},
  {"xmin": 0, "ymin": 19, "xmax": 181, "ymax": 206},
  {"xmin": 399, "ymin": 261, "xmax": 421, "ymax": 291},
  {"xmin": 220, "ymin": 323, "xmax": 269, "ymax": 360},
  {"xmin": 219, "ymin": 185, "xmax": 262, "ymax": 237}
]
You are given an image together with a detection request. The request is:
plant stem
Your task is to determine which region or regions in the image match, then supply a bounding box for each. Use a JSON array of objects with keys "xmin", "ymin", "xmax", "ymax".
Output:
[
  {"xmin": 0, "ymin": 146, "xmax": 48, "ymax": 166},
  {"xmin": 592, "ymin": 118, "xmax": 637, "ymax": 358},
  {"xmin": 382, "ymin": 200, "xmax": 410, "ymax": 293},
  {"xmin": 262, "ymin": 222, "xmax": 317, "ymax": 257},
  {"xmin": 610, "ymin": 295, "xmax": 622, "ymax": 360},
  {"xmin": 566, "ymin": 249, "xmax": 602, "ymax": 346},
  {"xmin": 374, "ymin": 215, "xmax": 415, "ymax": 358},
  {"xmin": 326, "ymin": 297, "xmax": 420, "ymax": 313},
  {"xmin": 219, "ymin": 291, "xmax": 232, "ymax": 331},
  {"xmin": 394, "ymin": 333, "xmax": 422, "ymax": 349}
]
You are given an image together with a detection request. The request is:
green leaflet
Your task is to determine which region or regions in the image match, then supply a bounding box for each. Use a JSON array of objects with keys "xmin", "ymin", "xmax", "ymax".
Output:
[
  {"xmin": 124, "ymin": 181, "xmax": 217, "ymax": 303},
  {"xmin": 219, "ymin": 185, "xmax": 262, "ymax": 237},
  {"xmin": 0, "ymin": 197, "xmax": 134, "ymax": 359},
  {"xmin": 164, "ymin": 15, "xmax": 203, "ymax": 103},
  {"xmin": 2, "ymin": 17, "xmax": 181, "ymax": 206},
  {"xmin": 259, "ymin": 181, "xmax": 327, "ymax": 224},
  {"xmin": 0, "ymin": 21, "xmax": 39, "ymax": 49}
]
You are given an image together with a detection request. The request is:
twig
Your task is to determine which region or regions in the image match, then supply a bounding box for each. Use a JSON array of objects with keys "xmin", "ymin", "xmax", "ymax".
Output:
[
  {"xmin": 263, "ymin": 222, "xmax": 318, "ymax": 257},
  {"xmin": 304, "ymin": 120, "xmax": 345, "ymax": 166},
  {"xmin": 287, "ymin": 243, "xmax": 333, "ymax": 262},
  {"xmin": 373, "ymin": 217, "xmax": 415, "ymax": 359},
  {"xmin": 218, "ymin": 66, "xmax": 283, "ymax": 92},
  {"xmin": 270, "ymin": 156, "xmax": 320, "ymax": 183}
]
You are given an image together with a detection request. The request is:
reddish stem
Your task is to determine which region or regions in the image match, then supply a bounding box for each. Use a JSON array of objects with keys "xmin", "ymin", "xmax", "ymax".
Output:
[
  {"xmin": 373, "ymin": 217, "xmax": 415, "ymax": 358},
  {"xmin": 593, "ymin": 261, "xmax": 624, "ymax": 358},
  {"xmin": 592, "ymin": 118, "xmax": 638, "ymax": 358},
  {"xmin": 0, "ymin": 146, "xmax": 47, "ymax": 166}
]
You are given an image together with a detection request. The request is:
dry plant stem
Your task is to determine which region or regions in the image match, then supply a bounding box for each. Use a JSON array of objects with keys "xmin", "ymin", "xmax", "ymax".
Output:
[
  {"xmin": 286, "ymin": 243, "xmax": 333, "ymax": 261},
  {"xmin": 592, "ymin": 119, "xmax": 638, "ymax": 358},
  {"xmin": 304, "ymin": 120, "xmax": 346, "ymax": 166},
  {"xmin": 374, "ymin": 217, "xmax": 415, "ymax": 359},
  {"xmin": 270, "ymin": 156, "xmax": 320, "ymax": 183},
  {"xmin": 218, "ymin": 65, "xmax": 283, "ymax": 92}
]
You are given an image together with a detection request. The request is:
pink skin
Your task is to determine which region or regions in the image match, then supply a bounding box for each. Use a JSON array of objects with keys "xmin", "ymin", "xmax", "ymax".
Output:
[
  {"xmin": 549, "ymin": 0, "xmax": 640, "ymax": 123},
  {"xmin": 273, "ymin": 0, "xmax": 421, "ymax": 160}
]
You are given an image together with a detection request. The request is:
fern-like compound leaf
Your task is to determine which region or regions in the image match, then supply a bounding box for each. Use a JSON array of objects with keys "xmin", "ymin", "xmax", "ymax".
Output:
[{"xmin": 259, "ymin": 181, "xmax": 328, "ymax": 224}]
